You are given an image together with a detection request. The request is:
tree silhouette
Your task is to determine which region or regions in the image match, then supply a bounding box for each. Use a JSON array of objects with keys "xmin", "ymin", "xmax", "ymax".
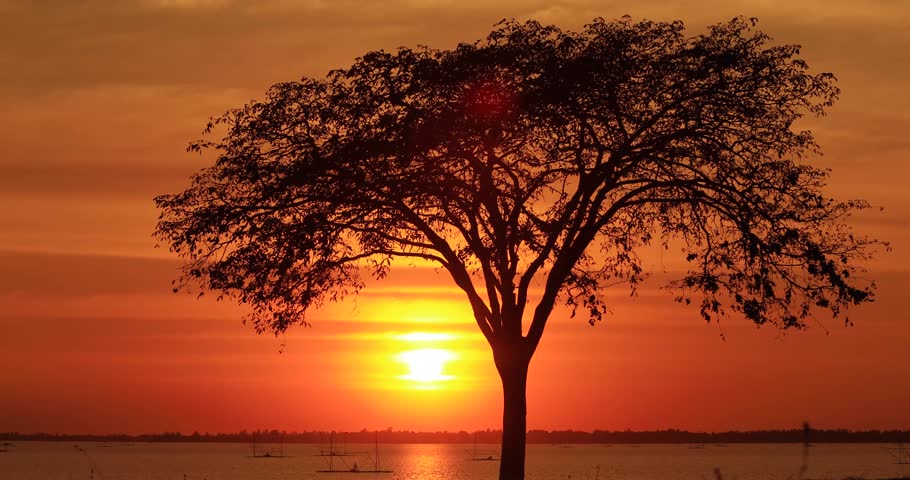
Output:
[{"xmin": 155, "ymin": 17, "xmax": 882, "ymax": 480}]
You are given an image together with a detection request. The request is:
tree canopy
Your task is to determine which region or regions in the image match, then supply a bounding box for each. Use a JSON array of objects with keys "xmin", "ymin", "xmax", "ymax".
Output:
[{"xmin": 156, "ymin": 16, "xmax": 877, "ymax": 347}]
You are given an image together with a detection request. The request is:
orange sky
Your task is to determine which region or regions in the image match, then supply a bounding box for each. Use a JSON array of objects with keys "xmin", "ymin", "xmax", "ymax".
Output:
[{"xmin": 1, "ymin": 0, "xmax": 909, "ymax": 435}]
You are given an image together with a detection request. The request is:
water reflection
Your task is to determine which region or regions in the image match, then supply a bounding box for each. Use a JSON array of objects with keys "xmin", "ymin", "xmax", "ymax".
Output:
[{"xmin": 2, "ymin": 442, "xmax": 908, "ymax": 480}]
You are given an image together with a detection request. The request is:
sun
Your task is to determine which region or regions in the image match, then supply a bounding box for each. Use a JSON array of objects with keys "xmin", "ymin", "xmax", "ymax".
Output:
[
  {"xmin": 391, "ymin": 331, "xmax": 460, "ymax": 390},
  {"xmin": 398, "ymin": 348, "xmax": 454, "ymax": 384}
]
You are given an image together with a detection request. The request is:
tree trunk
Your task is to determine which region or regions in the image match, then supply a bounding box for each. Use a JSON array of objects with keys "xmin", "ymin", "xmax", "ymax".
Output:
[{"xmin": 497, "ymin": 350, "xmax": 530, "ymax": 480}]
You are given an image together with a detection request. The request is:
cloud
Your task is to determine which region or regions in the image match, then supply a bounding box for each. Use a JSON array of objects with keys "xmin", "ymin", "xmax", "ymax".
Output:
[
  {"xmin": 0, "ymin": 163, "xmax": 197, "ymax": 196},
  {"xmin": 2, "ymin": 0, "xmax": 902, "ymax": 94},
  {"xmin": 0, "ymin": 250, "xmax": 179, "ymax": 296},
  {"xmin": 152, "ymin": 0, "xmax": 229, "ymax": 8}
]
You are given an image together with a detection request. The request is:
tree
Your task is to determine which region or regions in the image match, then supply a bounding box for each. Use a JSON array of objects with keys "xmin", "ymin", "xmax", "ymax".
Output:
[{"xmin": 155, "ymin": 17, "xmax": 882, "ymax": 480}]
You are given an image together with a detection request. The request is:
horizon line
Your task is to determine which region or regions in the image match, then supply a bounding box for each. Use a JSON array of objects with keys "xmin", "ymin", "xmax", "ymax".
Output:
[{"xmin": 6, "ymin": 427, "xmax": 910, "ymax": 438}]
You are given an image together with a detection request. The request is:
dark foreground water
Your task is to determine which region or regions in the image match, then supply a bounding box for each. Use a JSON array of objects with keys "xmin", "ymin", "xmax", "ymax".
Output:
[{"xmin": 2, "ymin": 442, "xmax": 909, "ymax": 480}]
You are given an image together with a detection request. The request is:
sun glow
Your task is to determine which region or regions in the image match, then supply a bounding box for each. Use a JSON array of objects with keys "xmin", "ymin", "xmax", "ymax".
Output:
[
  {"xmin": 383, "ymin": 330, "xmax": 482, "ymax": 392},
  {"xmin": 398, "ymin": 348, "xmax": 455, "ymax": 384},
  {"xmin": 395, "ymin": 332, "xmax": 456, "ymax": 342}
]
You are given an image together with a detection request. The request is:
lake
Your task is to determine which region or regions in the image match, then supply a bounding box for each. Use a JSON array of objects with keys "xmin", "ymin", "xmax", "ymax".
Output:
[{"xmin": 1, "ymin": 442, "xmax": 909, "ymax": 480}]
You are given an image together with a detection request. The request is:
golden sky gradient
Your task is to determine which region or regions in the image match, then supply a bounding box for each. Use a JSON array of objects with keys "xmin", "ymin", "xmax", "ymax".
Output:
[{"xmin": 1, "ymin": 0, "xmax": 908, "ymax": 434}]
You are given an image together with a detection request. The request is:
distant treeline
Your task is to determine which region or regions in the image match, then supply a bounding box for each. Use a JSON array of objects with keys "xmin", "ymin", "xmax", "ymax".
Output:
[{"xmin": 3, "ymin": 428, "xmax": 910, "ymax": 444}]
